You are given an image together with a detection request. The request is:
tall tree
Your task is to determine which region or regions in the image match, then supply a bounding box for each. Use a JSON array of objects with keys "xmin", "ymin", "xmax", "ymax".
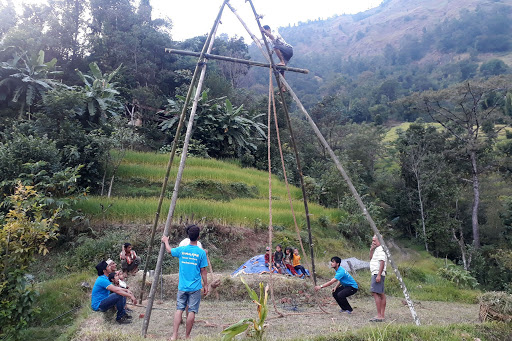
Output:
[{"xmin": 411, "ymin": 76, "xmax": 512, "ymax": 249}]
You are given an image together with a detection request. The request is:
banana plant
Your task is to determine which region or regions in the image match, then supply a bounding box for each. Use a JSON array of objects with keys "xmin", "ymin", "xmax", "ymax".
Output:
[
  {"xmin": 76, "ymin": 62, "xmax": 123, "ymax": 122},
  {"xmin": 0, "ymin": 50, "xmax": 63, "ymax": 118},
  {"xmin": 221, "ymin": 277, "xmax": 269, "ymax": 341}
]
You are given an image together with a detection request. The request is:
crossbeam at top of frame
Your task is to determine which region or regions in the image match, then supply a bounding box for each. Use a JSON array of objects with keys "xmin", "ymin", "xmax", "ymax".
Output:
[{"xmin": 165, "ymin": 48, "xmax": 309, "ymax": 74}]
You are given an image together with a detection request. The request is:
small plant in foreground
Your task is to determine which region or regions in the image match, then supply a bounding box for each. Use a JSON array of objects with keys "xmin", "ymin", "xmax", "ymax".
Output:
[{"xmin": 221, "ymin": 277, "xmax": 268, "ymax": 341}]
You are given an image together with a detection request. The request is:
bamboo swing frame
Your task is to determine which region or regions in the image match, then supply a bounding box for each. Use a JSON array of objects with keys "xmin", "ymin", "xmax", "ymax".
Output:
[{"xmin": 140, "ymin": 0, "xmax": 420, "ymax": 337}]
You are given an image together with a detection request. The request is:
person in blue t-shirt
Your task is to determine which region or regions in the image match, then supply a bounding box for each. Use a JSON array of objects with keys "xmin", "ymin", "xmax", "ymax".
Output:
[
  {"xmin": 91, "ymin": 260, "xmax": 137, "ymax": 324},
  {"xmin": 314, "ymin": 256, "xmax": 358, "ymax": 314},
  {"xmin": 162, "ymin": 225, "xmax": 208, "ymax": 341}
]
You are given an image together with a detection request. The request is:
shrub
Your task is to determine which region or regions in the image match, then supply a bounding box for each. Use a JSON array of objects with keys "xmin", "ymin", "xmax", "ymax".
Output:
[
  {"xmin": 438, "ymin": 264, "xmax": 478, "ymax": 289},
  {"xmin": 0, "ymin": 184, "xmax": 60, "ymax": 340}
]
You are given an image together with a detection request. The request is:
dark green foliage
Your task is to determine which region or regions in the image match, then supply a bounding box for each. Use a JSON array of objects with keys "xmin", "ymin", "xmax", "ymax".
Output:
[
  {"xmin": 480, "ymin": 59, "xmax": 509, "ymax": 77},
  {"xmin": 178, "ymin": 179, "xmax": 259, "ymax": 201},
  {"xmin": 471, "ymin": 247, "xmax": 512, "ymax": 292},
  {"xmin": 0, "ymin": 186, "xmax": 60, "ymax": 340},
  {"xmin": 160, "ymin": 90, "xmax": 266, "ymax": 159},
  {"xmin": 0, "ymin": 269, "xmax": 39, "ymax": 340},
  {"xmin": 435, "ymin": 6, "xmax": 511, "ymax": 54},
  {"xmin": 0, "ymin": 133, "xmax": 61, "ymax": 181},
  {"xmin": 438, "ymin": 264, "xmax": 478, "ymax": 289},
  {"xmin": 61, "ymin": 232, "xmax": 126, "ymax": 271},
  {"xmin": 0, "ymin": 50, "xmax": 63, "ymax": 117}
]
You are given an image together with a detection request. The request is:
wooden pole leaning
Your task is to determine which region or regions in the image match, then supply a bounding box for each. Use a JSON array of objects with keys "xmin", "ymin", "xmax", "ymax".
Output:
[
  {"xmin": 165, "ymin": 49, "xmax": 309, "ymax": 74},
  {"xmin": 278, "ymin": 75, "xmax": 421, "ymax": 326},
  {"xmin": 226, "ymin": 1, "xmax": 312, "ymax": 278},
  {"xmin": 230, "ymin": 0, "xmax": 420, "ymax": 325},
  {"xmin": 138, "ymin": 21, "xmax": 220, "ymax": 308},
  {"xmin": 246, "ymin": 0, "xmax": 318, "ymax": 285},
  {"xmin": 140, "ymin": 1, "xmax": 228, "ymax": 337}
]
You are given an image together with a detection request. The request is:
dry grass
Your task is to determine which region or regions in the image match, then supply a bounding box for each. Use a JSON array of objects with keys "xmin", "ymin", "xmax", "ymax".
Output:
[{"xmin": 74, "ymin": 272, "xmax": 481, "ymax": 341}]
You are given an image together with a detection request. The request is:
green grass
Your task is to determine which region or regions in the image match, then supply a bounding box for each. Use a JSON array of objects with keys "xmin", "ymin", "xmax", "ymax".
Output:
[
  {"xmin": 308, "ymin": 322, "xmax": 512, "ymax": 341},
  {"xmin": 32, "ymin": 272, "xmax": 93, "ymax": 326},
  {"xmin": 116, "ymin": 163, "xmax": 302, "ymax": 200},
  {"xmin": 75, "ymin": 196, "xmax": 344, "ymax": 229},
  {"xmin": 19, "ymin": 272, "xmax": 94, "ymax": 340}
]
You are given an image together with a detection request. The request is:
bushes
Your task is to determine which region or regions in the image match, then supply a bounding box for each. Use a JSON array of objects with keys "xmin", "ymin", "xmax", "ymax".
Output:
[
  {"xmin": 0, "ymin": 185, "xmax": 60, "ymax": 340},
  {"xmin": 0, "ymin": 133, "xmax": 61, "ymax": 181},
  {"xmin": 438, "ymin": 264, "xmax": 478, "ymax": 289}
]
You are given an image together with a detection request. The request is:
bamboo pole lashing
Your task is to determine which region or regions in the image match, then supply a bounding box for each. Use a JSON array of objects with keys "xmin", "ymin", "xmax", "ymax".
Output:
[{"xmin": 165, "ymin": 48, "xmax": 309, "ymax": 74}]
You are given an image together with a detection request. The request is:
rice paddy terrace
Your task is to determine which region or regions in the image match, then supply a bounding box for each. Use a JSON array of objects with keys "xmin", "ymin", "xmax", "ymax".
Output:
[{"xmin": 76, "ymin": 151, "xmax": 344, "ymax": 231}]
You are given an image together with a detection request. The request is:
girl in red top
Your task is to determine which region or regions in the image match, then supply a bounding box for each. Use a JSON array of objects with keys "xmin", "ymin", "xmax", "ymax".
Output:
[{"xmin": 283, "ymin": 247, "xmax": 299, "ymax": 276}]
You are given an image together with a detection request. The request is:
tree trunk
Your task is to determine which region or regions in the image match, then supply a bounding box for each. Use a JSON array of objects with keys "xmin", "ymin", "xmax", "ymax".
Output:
[
  {"xmin": 470, "ymin": 150, "xmax": 480, "ymax": 249},
  {"xmin": 100, "ymin": 168, "xmax": 107, "ymax": 196},
  {"xmin": 107, "ymin": 174, "xmax": 114, "ymax": 198},
  {"xmin": 416, "ymin": 176, "xmax": 428, "ymax": 252}
]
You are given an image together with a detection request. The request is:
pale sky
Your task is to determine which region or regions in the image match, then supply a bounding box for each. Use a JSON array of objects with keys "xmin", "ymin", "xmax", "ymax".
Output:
[
  {"xmin": 151, "ymin": 0, "xmax": 384, "ymax": 41},
  {"xmin": 12, "ymin": 0, "xmax": 383, "ymax": 42}
]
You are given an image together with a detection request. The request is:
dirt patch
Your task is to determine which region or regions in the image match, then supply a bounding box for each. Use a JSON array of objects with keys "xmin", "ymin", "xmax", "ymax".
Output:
[
  {"xmin": 78, "ymin": 271, "xmax": 481, "ymax": 340},
  {"xmin": 76, "ymin": 295, "xmax": 480, "ymax": 341}
]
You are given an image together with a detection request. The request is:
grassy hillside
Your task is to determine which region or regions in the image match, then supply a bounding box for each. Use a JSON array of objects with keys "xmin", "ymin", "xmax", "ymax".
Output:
[
  {"xmin": 76, "ymin": 151, "xmax": 344, "ymax": 229},
  {"xmin": 383, "ymin": 122, "xmax": 512, "ymax": 143}
]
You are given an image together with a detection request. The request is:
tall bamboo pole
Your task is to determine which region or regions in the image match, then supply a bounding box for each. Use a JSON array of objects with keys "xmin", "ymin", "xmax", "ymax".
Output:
[
  {"xmin": 279, "ymin": 75, "xmax": 421, "ymax": 326},
  {"xmin": 138, "ymin": 14, "xmax": 221, "ymax": 307},
  {"xmin": 140, "ymin": 1, "xmax": 228, "ymax": 337},
  {"xmin": 229, "ymin": 0, "xmax": 420, "ymax": 326},
  {"xmin": 165, "ymin": 49, "xmax": 308, "ymax": 74},
  {"xmin": 246, "ymin": 0, "xmax": 317, "ymax": 285}
]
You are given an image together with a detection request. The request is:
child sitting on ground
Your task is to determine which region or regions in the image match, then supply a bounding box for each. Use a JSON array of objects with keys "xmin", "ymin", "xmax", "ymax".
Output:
[
  {"xmin": 293, "ymin": 248, "xmax": 307, "ymax": 278},
  {"xmin": 273, "ymin": 244, "xmax": 285, "ymax": 274},
  {"xmin": 264, "ymin": 246, "xmax": 277, "ymax": 272},
  {"xmin": 283, "ymin": 247, "xmax": 299, "ymax": 277},
  {"xmin": 120, "ymin": 242, "xmax": 141, "ymax": 275},
  {"xmin": 108, "ymin": 271, "xmax": 134, "ymax": 312}
]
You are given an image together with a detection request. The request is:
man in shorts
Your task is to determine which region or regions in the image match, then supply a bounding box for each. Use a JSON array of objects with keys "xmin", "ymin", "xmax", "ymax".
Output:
[
  {"xmin": 162, "ymin": 225, "xmax": 208, "ymax": 340},
  {"xmin": 369, "ymin": 234, "xmax": 387, "ymax": 322},
  {"xmin": 261, "ymin": 24, "xmax": 293, "ymax": 88}
]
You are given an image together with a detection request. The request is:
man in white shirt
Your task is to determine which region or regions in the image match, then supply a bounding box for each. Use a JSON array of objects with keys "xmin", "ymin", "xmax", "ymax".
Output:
[
  {"xmin": 179, "ymin": 237, "xmax": 203, "ymax": 249},
  {"xmin": 369, "ymin": 234, "xmax": 387, "ymax": 322}
]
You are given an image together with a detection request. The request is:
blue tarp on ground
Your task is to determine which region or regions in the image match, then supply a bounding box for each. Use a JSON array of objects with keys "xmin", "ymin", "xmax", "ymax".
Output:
[{"xmin": 231, "ymin": 254, "xmax": 309, "ymax": 277}]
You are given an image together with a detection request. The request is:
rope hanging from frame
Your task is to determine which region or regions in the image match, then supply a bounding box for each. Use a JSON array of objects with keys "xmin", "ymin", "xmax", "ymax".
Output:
[{"xmin": 268, "ymin": 74, "xmax": 310, "ymax": 273}]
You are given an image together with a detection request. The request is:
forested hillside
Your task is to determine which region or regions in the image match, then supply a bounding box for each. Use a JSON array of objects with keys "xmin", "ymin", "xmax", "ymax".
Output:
[
  {"xmin": 1, "ymin": 0, "xmax": 512, "ymax": 339},
  {"xmin": 246, "ymin": 0, "xmax": 512, "ymax": 108}
]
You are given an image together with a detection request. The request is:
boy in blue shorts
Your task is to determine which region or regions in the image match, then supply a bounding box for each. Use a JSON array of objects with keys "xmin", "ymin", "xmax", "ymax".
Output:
[{"xmin": 162, "ymin": 225, "xmax": 208, "ymax": 340}]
